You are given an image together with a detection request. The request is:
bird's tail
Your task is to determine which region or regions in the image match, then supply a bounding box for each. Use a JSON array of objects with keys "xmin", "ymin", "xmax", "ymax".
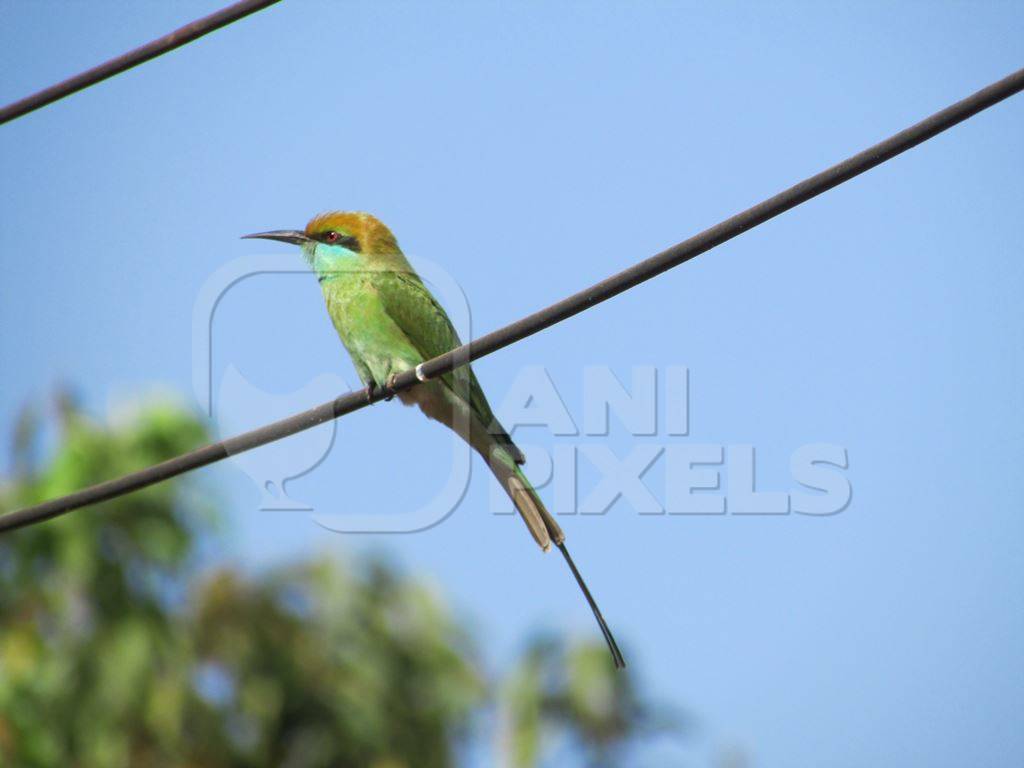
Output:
[{"xmin": 487, "ymin": 447, "xmax": 626, "ymax": 668}]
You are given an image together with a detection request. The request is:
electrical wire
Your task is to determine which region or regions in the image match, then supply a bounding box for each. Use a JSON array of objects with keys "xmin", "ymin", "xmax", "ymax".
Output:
[
  {"xmin": 0, "ymin": 0, "xmax": 281, "ymax": 125},
  {"xmin": 1, "ymin": 66, "xmax": 1022, "ymax": 534}
]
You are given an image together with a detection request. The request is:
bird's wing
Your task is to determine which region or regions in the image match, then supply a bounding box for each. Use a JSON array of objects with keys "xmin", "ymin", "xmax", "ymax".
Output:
[{"xmin": 375, "ymin": 271, "xmax": 524, "ymax": 462}]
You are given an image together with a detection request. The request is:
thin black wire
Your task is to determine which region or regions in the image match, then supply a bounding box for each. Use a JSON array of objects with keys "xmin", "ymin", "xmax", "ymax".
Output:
[
  {"xmin": 2, "ymin": 66, "xmax": 1022, "ymax": 534},
  {"xmin": 0, "ymin": 0, "xmax": 281, "ymax": 125}
]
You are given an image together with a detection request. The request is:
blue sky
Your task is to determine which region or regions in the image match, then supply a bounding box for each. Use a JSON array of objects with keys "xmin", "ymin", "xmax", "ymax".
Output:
[{"xmin": 2, "ymin": 1, "xmax": 1023, "ymax": 765}]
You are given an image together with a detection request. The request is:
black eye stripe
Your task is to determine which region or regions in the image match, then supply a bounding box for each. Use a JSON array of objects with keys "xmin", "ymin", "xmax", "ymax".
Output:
[{"xmin": 314, "ymin": 231, "xmax": 361, "ymax": 251}]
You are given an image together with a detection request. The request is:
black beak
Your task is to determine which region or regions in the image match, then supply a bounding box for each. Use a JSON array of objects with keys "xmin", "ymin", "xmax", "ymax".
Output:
[{"xmin": 241, "ymin": 229, "xmax": 311, "ymax": 245}]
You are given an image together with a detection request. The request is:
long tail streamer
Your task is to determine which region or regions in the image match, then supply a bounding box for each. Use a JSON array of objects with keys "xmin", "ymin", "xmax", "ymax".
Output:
[{"xmin": 556, "ymin": 541, "xmax": 626, "ymax": 668}]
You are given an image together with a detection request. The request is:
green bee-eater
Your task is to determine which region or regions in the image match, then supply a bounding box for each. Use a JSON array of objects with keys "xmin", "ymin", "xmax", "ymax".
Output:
[{"xmin": 244, "ymin": 212, "xmax": 623, "ymax": 667}]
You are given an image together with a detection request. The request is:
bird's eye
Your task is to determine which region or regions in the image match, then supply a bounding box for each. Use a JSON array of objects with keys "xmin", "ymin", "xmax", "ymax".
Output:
[{"xmin": 323, "ymin": 231, "xmax": 340, "ymax": 243}]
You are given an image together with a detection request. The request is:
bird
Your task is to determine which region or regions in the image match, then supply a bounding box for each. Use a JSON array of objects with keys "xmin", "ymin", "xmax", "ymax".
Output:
[{"xmin": 243, "ymin": 212, "xmax": 624, "ymax": 668}]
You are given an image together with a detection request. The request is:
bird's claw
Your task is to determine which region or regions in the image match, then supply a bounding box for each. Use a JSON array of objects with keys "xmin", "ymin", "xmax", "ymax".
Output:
[
  {"xmin": 383, "ymin": 374, "xmax": 400, "ymax": 401},
  {"xmin": 366, "ymin": 375, "xmax": 401, "ymax": 403}
]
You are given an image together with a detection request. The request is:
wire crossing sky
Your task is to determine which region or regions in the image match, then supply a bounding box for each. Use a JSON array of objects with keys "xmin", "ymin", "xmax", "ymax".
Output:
[
  {"xmin": 0, "ymin": 0, "xmax": 281, "ymax": 125},
  {"xmin": 1, "ymin": 64, "xmax": 1021, "ymax": 535}
]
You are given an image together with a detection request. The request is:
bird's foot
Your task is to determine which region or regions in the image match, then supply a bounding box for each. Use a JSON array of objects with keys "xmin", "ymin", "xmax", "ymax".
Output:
[{"xmin": 383, "ymin": 373, "xmax": 400, "ymax": 401}]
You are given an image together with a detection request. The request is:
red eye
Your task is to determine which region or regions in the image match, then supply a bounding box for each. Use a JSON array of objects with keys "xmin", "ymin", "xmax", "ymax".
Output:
[{"xmin": 324, "ymin": 231, "xmax": 340, "ymax": 243}]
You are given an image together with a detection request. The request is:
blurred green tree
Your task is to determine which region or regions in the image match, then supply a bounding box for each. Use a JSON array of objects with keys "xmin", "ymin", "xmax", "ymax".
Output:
[{"xmin": 0, "ymin": 396, "xmax": 670, "ymax": 767}]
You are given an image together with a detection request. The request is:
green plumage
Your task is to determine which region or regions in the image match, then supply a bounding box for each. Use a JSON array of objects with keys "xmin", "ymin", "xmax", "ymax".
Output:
[
  {"xmin": 325, "ymin": 269, "xmax": 522, "ymax": 461},
  {"xmin": 296, "ymin": 211, "xmax": 555, "ymax": 549}
]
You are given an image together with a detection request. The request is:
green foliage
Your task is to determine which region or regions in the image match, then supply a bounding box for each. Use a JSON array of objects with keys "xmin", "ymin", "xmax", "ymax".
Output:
[
  {"xmin": 0, "ymin": 396, "xmax": 665, "ymax": 767},
  {"xmin": 0, "ymin": 398, "xmax": 212, "ymax": 766},
  {"xmin": 500, "ymin": 636, "xmax": 681, "ymax": 768}
]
